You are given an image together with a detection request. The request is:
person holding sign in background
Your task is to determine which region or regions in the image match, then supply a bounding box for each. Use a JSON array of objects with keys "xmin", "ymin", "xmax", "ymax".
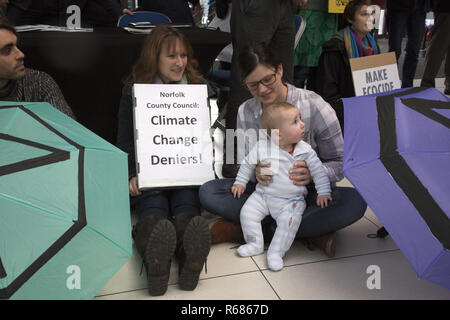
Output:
[
  {"xmin": 316, "ymin": 0, "xmax": 380, "ymax": 134},
  {"xmin": 116, "ymin": 25, "xmax": 211, "ymax": 296},
  {"xmin": 200, "ymin": 42, "xmax": 367, "ymax": 258}
]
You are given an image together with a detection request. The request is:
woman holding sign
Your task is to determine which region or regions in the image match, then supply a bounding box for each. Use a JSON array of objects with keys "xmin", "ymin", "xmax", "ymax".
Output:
[
  {"xmin": 316, "ymin": 0, "xmax": 380, "ymax": 133},
  {"xmin": 116, "ymin": 25, "xmax": 211, "ymax": 296},
  {"xmin": 199, "ymin": 42, "xmax": 367, "ymax": 258}
]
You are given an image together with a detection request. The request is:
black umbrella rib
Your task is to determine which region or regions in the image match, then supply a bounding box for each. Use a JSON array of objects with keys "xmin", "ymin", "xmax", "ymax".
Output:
[
  {"xmin": 400, "ymin": 98, "xmax": 450, "ymax": 129},
  {"xmin": 377, "ymin": 88, "xmax": 450, "ymax": 250},
  {"xmin": 0, "ymin": 133, "xmax": 70, "ymax": 177}
]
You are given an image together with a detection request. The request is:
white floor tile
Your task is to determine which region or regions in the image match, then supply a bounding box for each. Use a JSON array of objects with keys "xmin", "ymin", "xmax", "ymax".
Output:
[
  {"xmin": 250, "ymin": 215, "xmax": 399, "ymax": 271},
  {"xmin": 262, "ymin": 250, "xmax": 450, "ymax": 300},
  {"xmin": 97, "ymin": 240, "xmax": 260, "ymax": 297},
  {"xmin": 96, "ymin": 271, "xmax": 279, "ymax": 300}
]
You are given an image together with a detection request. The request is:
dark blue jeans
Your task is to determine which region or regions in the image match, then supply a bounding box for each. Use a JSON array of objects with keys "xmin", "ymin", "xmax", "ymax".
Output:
[
  {"xmin": 388, "ymin": 9, "xmax": 426, "ymax": 88},
  {"xmin": 199, "ymin": 178, "xmax": 367, "ymax": 239},
  {"xmin": 134, "ymin": 188, "xmax": 201, "ymax": 220}
]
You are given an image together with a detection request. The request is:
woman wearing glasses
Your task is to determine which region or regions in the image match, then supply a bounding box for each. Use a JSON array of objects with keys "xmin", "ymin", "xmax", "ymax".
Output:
[{"xmin": 200, "ymin": 42, "xmax": 367, "ymax": 257}]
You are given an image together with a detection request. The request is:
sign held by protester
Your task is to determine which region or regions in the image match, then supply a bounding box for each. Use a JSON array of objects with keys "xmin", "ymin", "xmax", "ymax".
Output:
[
  {"xmin": 328, "ymin": 0, "xmax": 350, "ymax": 13},
  {"xmin": 133, "ymin": 84, "xmax": 214, "ymax": 189},
  {"xmin": 350, "ymin": 52, "xmax": 401, "ymax": 96}
]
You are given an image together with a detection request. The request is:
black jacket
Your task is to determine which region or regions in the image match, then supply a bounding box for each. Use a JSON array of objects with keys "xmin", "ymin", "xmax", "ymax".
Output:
[
  {"xmin": 316, "ymin": 35, "xmax": 380, "ymax": 134},
  {"xmin": 315, "ymin": 37, "xmax": 354, "ymax": 133}
]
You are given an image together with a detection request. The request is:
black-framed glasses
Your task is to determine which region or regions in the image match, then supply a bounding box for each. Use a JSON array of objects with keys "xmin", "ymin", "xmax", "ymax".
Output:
[{"xmin": 244, "ymin": 73, "xmax": 277, "ymax": 91}]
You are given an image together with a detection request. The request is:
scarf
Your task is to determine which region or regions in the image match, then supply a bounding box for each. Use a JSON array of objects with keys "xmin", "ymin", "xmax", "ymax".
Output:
[{"xmin": 342, "ymin": 26, "xmax": 378, "ymax": 59}]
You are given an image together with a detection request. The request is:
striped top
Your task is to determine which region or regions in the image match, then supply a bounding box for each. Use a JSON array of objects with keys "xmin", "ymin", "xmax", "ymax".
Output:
[
  {"xmin": 0, "ymin": 68, "xmax": 75, "ymax": 119},
  {"xmin": 236, "ymin": 83, "xmax": 343, "ymax": 183},
  {"xmin": 235, "ymin": 138, "xmax": 331, "ymax": 199}
]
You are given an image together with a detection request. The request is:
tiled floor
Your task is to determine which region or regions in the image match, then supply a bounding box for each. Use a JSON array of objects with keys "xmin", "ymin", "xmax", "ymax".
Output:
[{"xmin": 95, "ymin": 80, "xmax": 450, "ymax": 300}]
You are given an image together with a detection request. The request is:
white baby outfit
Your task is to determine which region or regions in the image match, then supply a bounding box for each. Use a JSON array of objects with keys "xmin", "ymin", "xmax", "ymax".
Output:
[{"xmin": 234, "ymin": 136, "xmax": 331, "ymax": 271}]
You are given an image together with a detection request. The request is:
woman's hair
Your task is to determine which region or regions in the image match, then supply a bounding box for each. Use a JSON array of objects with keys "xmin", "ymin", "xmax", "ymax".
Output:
[
  {"xmin": 238, "ymin": 42, "xmax": 282, "ymax": 81},
  {"xmin": 343, "ymin": 0, "xmax": 372, "ymax": 27},
  {"xmin": 124, "ymin": 24, "xmax": 203, "ymax": 85}
]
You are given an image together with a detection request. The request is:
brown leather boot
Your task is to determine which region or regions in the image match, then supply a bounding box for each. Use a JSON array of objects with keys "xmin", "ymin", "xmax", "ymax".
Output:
[
  {"xmin": 209, "ymin": 218, "xmax": 244, "ymax": 244},
  {"xmin": 303, "ymin": 232, "xmax": 336, "ymax": 258}
]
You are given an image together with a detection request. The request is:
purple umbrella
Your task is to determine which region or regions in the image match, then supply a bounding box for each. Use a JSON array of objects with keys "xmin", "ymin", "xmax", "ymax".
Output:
[{"xmin": 343, "ymin": 87, "xmax": 450, "ymax": 290}]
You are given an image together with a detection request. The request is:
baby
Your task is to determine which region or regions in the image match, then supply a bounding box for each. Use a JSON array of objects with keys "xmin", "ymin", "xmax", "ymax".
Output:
[{"xmin": 231, "ymin": 102, "xmax": 332, "ymax": 271}]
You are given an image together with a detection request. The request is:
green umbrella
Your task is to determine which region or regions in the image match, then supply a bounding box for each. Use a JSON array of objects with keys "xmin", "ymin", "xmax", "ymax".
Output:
[{"xmin": 0, "ymin": 102, "xmax": 132, "ymax": 299}]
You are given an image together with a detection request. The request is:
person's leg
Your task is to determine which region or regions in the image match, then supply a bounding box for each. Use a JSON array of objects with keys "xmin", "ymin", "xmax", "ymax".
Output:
[
  {"xmin": 266, "ymin": 198, "xmax": 305, "ymax": 271},
  {"xmin": 401, "ymin": 9, "xmax": 426, "ymax": 88},
  {"xmin": 237, "ymin": 191, "xmax": 268, "ymax": 257},
  {"xmin": 294, "ymin": 186, "xmax": 366, "ymax": 238},
  {"xmin": 293, "ymin": 66, "xmax": 309, "ymax": 88},
  {"xmin": 135, "ymin": 191, "xmax": 170, "ymax": 219},
  {"xmin": 170, "ymin": 188, "xmax": 210, "ymax": 291},
  {"xmin": 270, "ymin": 0, "xmax": 295, "ymax": 83},
  {"xmin": 199, "ymin": 178, "xmax": 256, "ymax": 222},
  {"xmin": 421, "ymin": 12, "xmax": 450, "ymax": 87},
  {"xmin": 199, "ymin": 178, "xmax": 256, "ymax": 243},
  {"xmin": 132, "ymin": 191, "xmax": 176, "ymax": 296},
  {"xmin": 388, "ymin": 10, "xmax": 408, "ymax": 62}
]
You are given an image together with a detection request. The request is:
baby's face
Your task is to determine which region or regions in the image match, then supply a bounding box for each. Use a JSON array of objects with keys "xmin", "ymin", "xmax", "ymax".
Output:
[{"xmin": 278, "ymin": 108, "xmax": 305, "ymax": 144}]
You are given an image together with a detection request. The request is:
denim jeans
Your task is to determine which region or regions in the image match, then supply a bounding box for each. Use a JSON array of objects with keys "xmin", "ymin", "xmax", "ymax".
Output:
[
  {"xmin": 388, "ymin": 9, "xmax": 426, "ymax": 88},
  {"xmin": 199, "ymin": 178, "xmax": 367, "ymax": 239},
  {"xmin": 134, "ymin": 188, "xmax": 201, "ymax": 220}
]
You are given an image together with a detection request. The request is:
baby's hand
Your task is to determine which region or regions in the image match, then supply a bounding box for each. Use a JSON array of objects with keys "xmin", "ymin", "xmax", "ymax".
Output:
[
  {"xmin": 317, "ymin": 195, "xmax": 332, "ymax": 208},
  {"xmin": 231, "ymin": 184, "xmax": 245, "ymax": 199}
]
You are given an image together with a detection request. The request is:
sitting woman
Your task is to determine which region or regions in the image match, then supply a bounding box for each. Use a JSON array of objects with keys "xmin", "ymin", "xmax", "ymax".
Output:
[
  {"xmin": 116, "ymin": 25, "xmax": 211, "ymax": 297},
  {"xmin": 199, "ymin": 42, "xmax": 367, "ymax": 258},
  {"xmin": 316, "ymin": 0, "xmax": 380, "ymax": 133}
]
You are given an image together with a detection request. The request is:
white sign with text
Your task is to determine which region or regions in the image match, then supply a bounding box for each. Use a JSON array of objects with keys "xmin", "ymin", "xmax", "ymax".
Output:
[
  {"xmin": 133, "ymin": 84, "xmax": 214, "ymax": 189},
  {"xmin": 350, "ymin": 52, "xmax": 401, "ymax": 96}
]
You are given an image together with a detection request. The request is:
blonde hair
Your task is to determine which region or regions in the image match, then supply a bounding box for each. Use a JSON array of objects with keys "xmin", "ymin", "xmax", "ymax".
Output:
[
  {"xmin": 124, "ymin": 24, "xmax": 203, "ymax": 85},
  {"xmin": 260, "ymin": 102, "xmax": 298, "ymax": 136}
]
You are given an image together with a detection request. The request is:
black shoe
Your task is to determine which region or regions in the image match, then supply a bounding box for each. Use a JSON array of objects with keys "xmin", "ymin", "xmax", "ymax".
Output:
[
  {"xmin": 445, "ymin": 88, "xmax": 450, "ymax": 95},
  {"xmin": 176, "ymin": 215, "xmax": 211, "ymax": 291},
  {"xmin": 133, "ymin": 216, "xmax": 177, "ymax": 296},
  {"xmin": 376, "ymin": 226, "xmax": 389, "ymax": 239}
]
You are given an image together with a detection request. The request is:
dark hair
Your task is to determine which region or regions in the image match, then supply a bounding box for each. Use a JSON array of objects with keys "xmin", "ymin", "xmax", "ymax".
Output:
[
  {"xmin": 343, "ymin": 0, "xmax": 372, "ymax": 27},
  {"xmin": 0, "ymin": 16, "xmax": 17, "ymax": 36},
  {"xmin": 238, "ymin": 42, "xmax": 282, "ymax": 80}
]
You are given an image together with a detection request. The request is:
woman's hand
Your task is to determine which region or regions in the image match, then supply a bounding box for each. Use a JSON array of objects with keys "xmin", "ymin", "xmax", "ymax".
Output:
[
  {"xmin": 289, "ymin": 161, "xmax": 312, "ymax": 186},
  {"xmin": 129, "ymin": 176, "xmax": 142, "ymax": 197},
  {"xmin": 231, "ymin": 184, "xmax": 245, "ymax": 199},
  {"xmin": 255, "ymin": 161, "xmax": 274, "ymax": 186}
]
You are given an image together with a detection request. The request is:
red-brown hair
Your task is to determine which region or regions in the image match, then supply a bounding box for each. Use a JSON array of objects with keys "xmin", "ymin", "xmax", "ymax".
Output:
[{"xmin": 124, "ymin": 24, "xmax": 203, "ymax": 85}]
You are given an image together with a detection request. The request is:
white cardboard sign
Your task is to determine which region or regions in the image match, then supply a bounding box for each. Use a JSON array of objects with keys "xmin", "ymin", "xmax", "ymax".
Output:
[
  {"xmin": 132, "ymin": 84, "xmax": 214, "ymax": 189},
  {"xmin": 350, "ymin": 52, "xmax": 401, "ymax": 96}
]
